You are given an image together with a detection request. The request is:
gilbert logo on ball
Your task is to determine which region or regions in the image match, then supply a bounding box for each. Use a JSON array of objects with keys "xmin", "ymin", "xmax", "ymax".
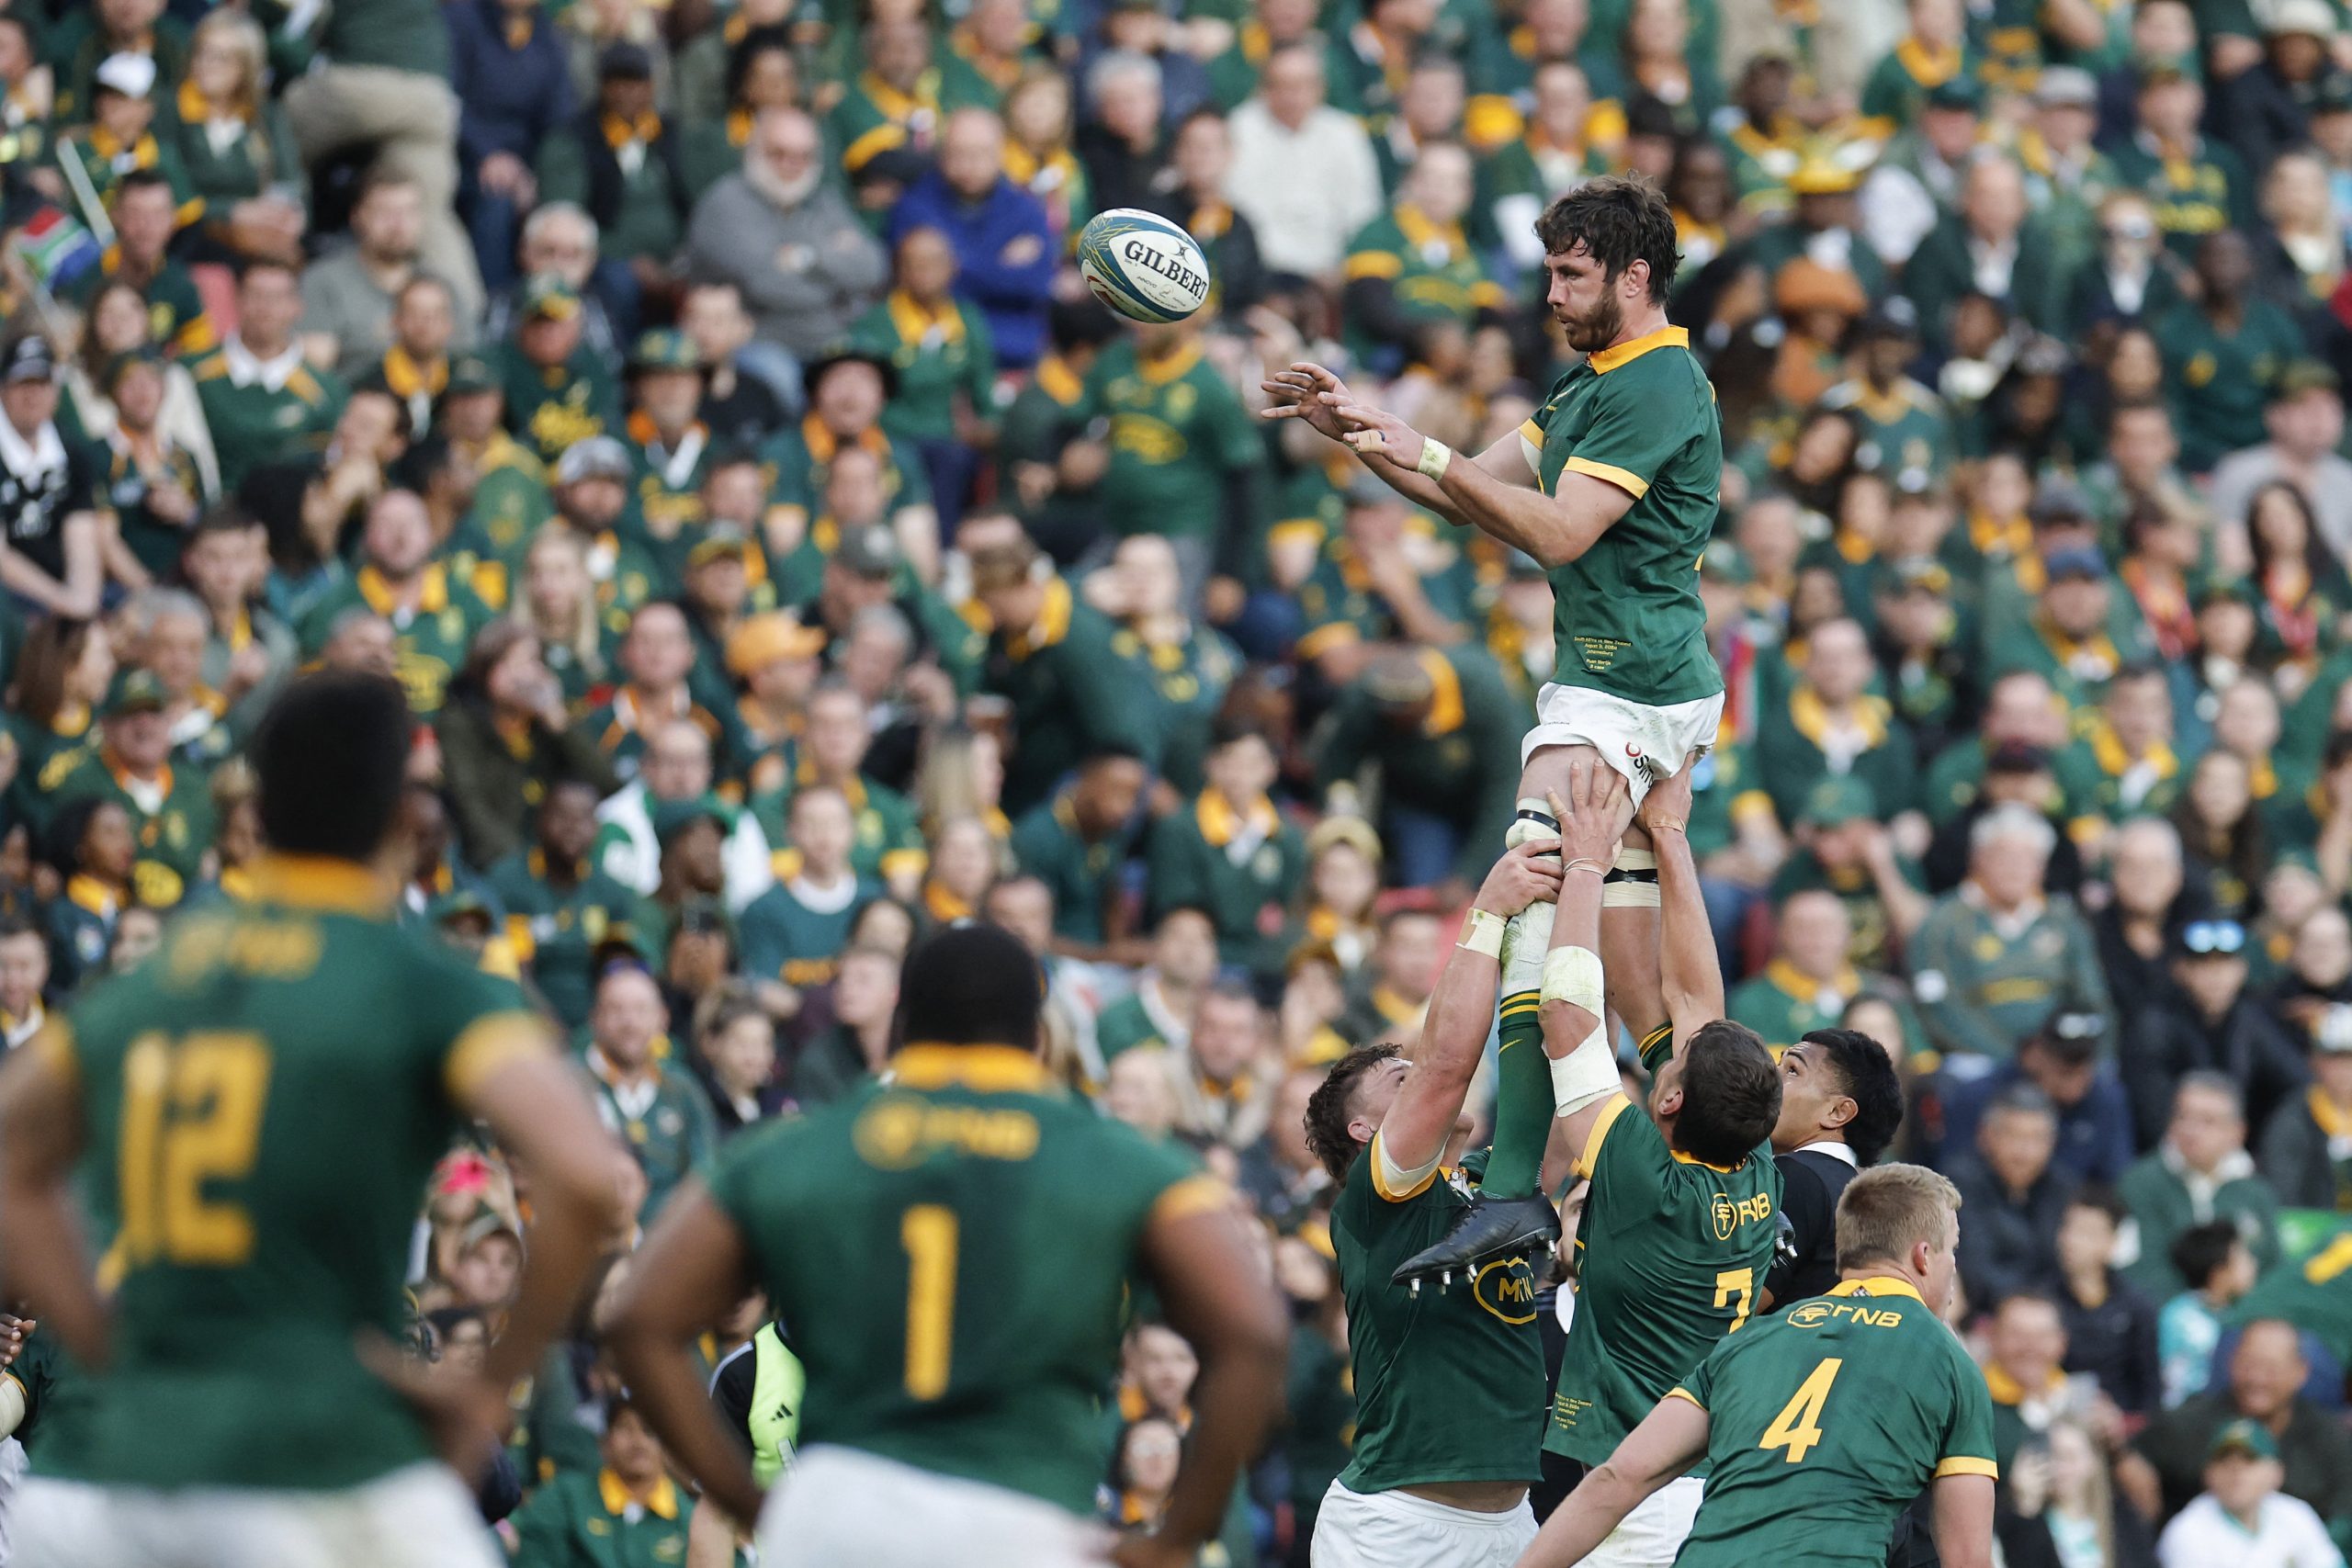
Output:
[{"xmin": 1077, "ymin": 209, "xmax": 1213, "ymax": 324}]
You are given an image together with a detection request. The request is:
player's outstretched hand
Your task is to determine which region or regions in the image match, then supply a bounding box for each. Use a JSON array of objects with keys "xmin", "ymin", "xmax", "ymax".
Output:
[
  {"xmin": 1546, "ymin": 756, "xmax": 1632, "ymax": 873},
  {"xmin": 357, "ymin": 1330, "xmax": 513, "ymax": 1482},
  {"xmin": 1327, "ymin": 399, "xmax": 1424, "ymax": 466},
  {"xmin": 1639, "ymin": 752, "xmax": 1699, "ymax": 834},
  {"xmin": 1474, "ymin": 838, "xmax": 1564, "ymax": 919},
  {"xmin": 1259, "ymin": 361, "xmax": 1351, "ymax": 442}
]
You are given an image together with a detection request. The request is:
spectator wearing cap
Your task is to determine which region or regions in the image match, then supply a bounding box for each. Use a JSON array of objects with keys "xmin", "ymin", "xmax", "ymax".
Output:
[
  {"xmin": 351, "ymin": 276, "xmax": 459, "ymax": 442},
  {"xmin": 1957, "ymin": 999, "xmax": 2132, "ymax": 1181},
  {"xmin": 1736, "ymin": 151, "xmax": 1893, "ymax": 299},
  {"xmin": 2156, "ymin": 233, "xmax": 2308, "ymax": 472},
  {"xmin": 1858, "ymin": 73, "xmax": 1986, "ymax": 268},
  {"xmin": 739, "ymin": 784, "xmax": 878, "ymax": 993},
  {"xmin": 300, "ymin": 171, "xmax": 467, "ymax": 378},
  {"xmin": 1726, "ymin": 890, "xmax": 1865, "ymax": 1050},
  {"xmin": 1225, "ymin": 43, "xmax": 1385, "ymax": 280},
  {"xmin": 445, "ymin": 0, "xmax": 574, "ymax": 295},
  {"xmin": 2111, "ymin": 51, "xmax": 2254, "ymax": 265},
  {"xmin": 2220, "ymin": 0, "xmax": 2340, "ymax": 179},
  {"xmin": 1309, "ymin": 643, "xmax": 1522, "ymax": 891},
  {"xmin": 1066, "ymin": 312, "xmax": 1264, "ymax": 602},
  {"xmin": 803, "ymin": 503, "xmax": 987, "ymax": 704},
  {"xmin": 619, "ymin": 331, "xmax": 720, "ymax": 577},
  {"xmin": 0, "ymin": 334, "xmax": 104, "ymax": 622},
  {"xmin": 46, "ymin": 667, "xmax": 216, "ymax": 910},
  {"xmin": 685, "ymin": 108, "xmax": 887, "ymax": 363},
  {"xmin": 1819, "ymin": 302, "xmax": 1956, "ymax": 486},
  {"xmin": 2068, "ymin": 192, "xmax": 2182, "ymax": 341},
  {"xmin": 2207, "ymin": 363, "xmax": 2352, "ymax": 562},
  {"xmin": 761, "ymin": 350, "xmax": 935, "ymax": 577},
  {"xmin": 1922, "ymin": 735, "xmax": 2081, "ymax": 900},
  {"xmin": 2256, "ymin": 999, "xmax": 2352, "ymax": 1207},
  {"xmin": 1906, "ymin": 154, "xmax": 2068, "ymax": 352},
  {"xmin": 537, "ymin": 42, "xmax": 715, "ymax": 335},
  {"xmin": 496, "ymin": 274, "xmax": 623, "ymax": 469},
  {"xmin": 1148, "ymin": 722, "xmax": 1304, "ymax": 979},
  {"xmin": 1010, "ymin": 747, "xmax": 1151, "ymax": 953},
  {"xmin": 848, "ymin": 225, "xmax": 999, "ymax": 538},
  {"xmin": 440, "ymin": 352, "xmax": 555, "ymax": 565},
  {"xmin": 967, "ymin": 524, "xmax": 1157, "ymax": 814},
  {"xmin": 541, "ymin": 441, "xmax": 655, "ymax": 623},
  {"xmin": 480, "ymin": 777, "xmax": 640, "ymax": 1031},
  {"xmin": 2052, "ymin": 1186, "xmax": 2164, "ymax": 1416},
  {"xmin": 67, "ymin": 170, "xmax": 213, "ymax": 362},
  {"xmin": 483, "ymin": 204, "xmax": 626, "ymax": 364},
  {"xmin": 1096, "ymin": 904, "xmax": 1220, "ymax": 1059},
  {"xmin": 1769, "ymin": 775, "xmax": 1930, "ymax": 974},
  {"xmin": 582, "ymin": 963, "xmax": 717, "ymax": 1225},
  {"xmin": 2133, "ymin": 1319, "xmax": 2352, "ymax": 1538},
  {"xmin": 435, "ymin": 620, "xmax": 620, "ymax": 872},
  {"xmin": 724, "ymin": 611, "xmax": 825, "ymax": 781},
  {"xmin": 2020, "ymin": 71, "xmax": 2120, "ymax": 262},
  {"xmin": 888, "ymin": 107, "xmax": 1057, "ymax": 372},
  {"xmin": 593, "ymin": 717, "xmax": 774, "ymax": 910},
  {"xmin": 1757, "ymin": 615, "xmax": 1924, "ymax": 832},
  {"xmin": 2156, "ymin": 1419, "xmax": 2343, "ymax": 1568},
  {"xmin": 90, "ymin": 348, "xmax": 209, "ymax": 588},
  {"xmin": 297, "ymin": 488, "xmax": 492, "ymax": 716},
  {"xmin": 58, "ymin": 51, "xmax": 201, "ymax": 221},
  {"xmin": 192, "ymin": 260, "xmax": 346, "ymax": 495},
  {"xmin": 2119, "ymin": 1074, "xmax": 2282, "ymax": 1298},
  {"xmin": 1911, "ymin": 803, "xmax": 2112, "ymax": 1061}
]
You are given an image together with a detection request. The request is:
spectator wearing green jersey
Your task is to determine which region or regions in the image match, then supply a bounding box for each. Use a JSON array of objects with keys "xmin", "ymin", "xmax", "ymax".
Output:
[
  {"xmin": 506, "ymin": 1395, "xmax": 695, "ymax": 1568},
  {"xmin": 582, "ymin": 962, "xmax": 718, "ymax": 1225}
]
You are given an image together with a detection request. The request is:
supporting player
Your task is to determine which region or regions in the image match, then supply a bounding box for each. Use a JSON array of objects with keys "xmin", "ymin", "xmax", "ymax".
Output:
[
  {"xmin": 0, "ymin": 671, "xmax": 626, "ymax": 1568},
  {"xmin": 1512, "ymin": 1164, "xmax": 1998, "ymax": 1568},
  {"xmin": 603, "ymin": 923, "xmax": 1290, "ymax": 1568},
  {"xmin": 1520, "ymin": 761, "xmax": 1783, "ymax": 1568},
  {"xmin": 1299, "ymin": 837, "xmax": 1571, "ymax": 1567},
  {"xmin": 1263, "ymin": 175, "xmax": 1726, "ymax": 1274}
]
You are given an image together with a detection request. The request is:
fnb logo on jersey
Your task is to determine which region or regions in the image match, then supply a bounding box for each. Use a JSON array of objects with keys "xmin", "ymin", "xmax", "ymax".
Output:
[
  {"xmin": 1783, "ymin": 1301, "xmax": 1904, "ymax": 1330},
  {"xmin": 854, "ymin": 1096, "xmax": 1041, "ymax": 1169},
  {"xmin": 1708, "ymin": 1190, "xmax": 1774, "ymax": 1241}
]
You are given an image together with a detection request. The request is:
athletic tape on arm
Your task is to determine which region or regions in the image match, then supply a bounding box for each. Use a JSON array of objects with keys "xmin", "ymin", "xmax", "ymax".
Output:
[{"xmin": 1541, "ymin": 946, "xmax": 1620, "ymax": 1114}]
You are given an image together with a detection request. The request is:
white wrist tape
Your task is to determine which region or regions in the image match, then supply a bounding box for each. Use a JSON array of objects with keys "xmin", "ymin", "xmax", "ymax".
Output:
[
  {"xmin": 1417, "ymin": 437, "xmax": 1453, "ymax": 481},
  {"xmin": 1540, "ymin": 946, "xmax": 1605, "ymax": 1016},
  {"xmin": 1458, "ymin": 907, "xmax": 1506, "ymax": 959}
]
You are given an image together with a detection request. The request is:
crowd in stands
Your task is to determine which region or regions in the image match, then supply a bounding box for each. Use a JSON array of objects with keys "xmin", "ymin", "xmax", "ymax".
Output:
[{"xmin": 0, "ymin": 0, "xmax": 2350, "ymax": 1562}]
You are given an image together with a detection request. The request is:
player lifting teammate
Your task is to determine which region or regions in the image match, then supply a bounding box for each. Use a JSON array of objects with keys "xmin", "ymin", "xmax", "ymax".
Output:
[
  {"xmin": 1264, "ymin": 175, "xmax": 1728, "ymax": 1274},
  {"xmin": 0, "ymin": 671, "xmax": 624, "ymax": 1568},
  {"xmin": 1515, "ymin": 1164, "xmax": 1997, "ymax": 1568},
  {"xmin": 1297, "ymin": 838, "xmax": 1568, "ymax": 1568},
  {"xmin": 604, "ymin": 922, "xmax": 1289, "ymax": 1568}
]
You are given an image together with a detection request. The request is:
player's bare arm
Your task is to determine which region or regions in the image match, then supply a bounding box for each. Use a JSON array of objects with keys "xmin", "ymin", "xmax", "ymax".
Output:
[
  {"xmin": 1511, "ymin": 1392, "xmax": 1712, "ymax": 1568},
  {"xmin": 1258, "ymin": 361, "xmax": 1537, "ymax": 526},
  {"xmin": 1539, "ymin": 761, "xmax": 1635, "ymax": 1163},
  {"xmin": 1378, "ymin": 839, "xmax": 1564, "ymax": 1179},
  {"xmin": 0, "ymin": 1026, "xmax": 104, "ymax": 1367},
  {"xmin": 1641, "ymin": 761, "xmax": 1723, "ymax": 1047},
  {"xmin": 1122, "ymin": 1198, "xmax": 1290, "ymax": 1568},
  {"xmin": 605, "ymin": 1179, "xmax": 770, "ymax": 1529},
  {"xmin": 1929, "ymin": 1471, "xmax": 1996, "ymax": 1568}
]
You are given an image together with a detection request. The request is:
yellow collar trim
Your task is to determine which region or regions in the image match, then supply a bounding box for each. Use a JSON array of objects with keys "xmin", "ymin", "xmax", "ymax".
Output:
[
  {"xmin": 2087, "ymin": 717, "xmax": 2177, "ymax": 781},
  {"xmin": 597, "ymin": 1468, "xmax": 680, "ymax": 1520},
  {"xmin": 1008, "ymin": 576, "xmax": 1074, "ymax": 659},
  {"xmin": 1419, "ymin": 649, "xmax": 1464, "ymax": 736},
  {"xmin": 356, "ymin": 562, "xmax": 448, "ymax": 616},
  {"xmin": 892, "ymin": 1043, "xmax": 1050, "ymax": 1092},
  {"xmin": 2308, "ymin": 1085, "xmax": 2352, "ymax": 1140},
  {"xmin": 1827, "ymin": 1275, "xmax": 1923, "ymax": 1302},
  {"xmin": 1136, "ymin": 342, "xmax": 1203, "ymax": 386},
  {"xmin": 1034, "ymin": 355, "xmax": 1082, "ymax": 405},
  {"xmin": 1984, "ymin": 1361, "xmax": 2066, "ymax": 1406},
  {"xmin": 1788, "ymin": 684, "xmax": 1891, "ymax": 750},
  {"xmin": 1896, "ymin": 36, "xmax": 1961, "ymax": 85},
  {"xmin": 248, "ymin": 854, "xmax": 397, "ymax": 916},
  {"xmin": 1764, "ymin": 955, "xmax": 1859, "ymax": 1002},
  {"xmin": 1196, "ymin": 787, "xmax": 1278, "ymax": 848},
  {"xmin": 65, "ymin": 874, "xmax": 121, "ymax": 918},
  {"xmin": 887, "ymin": 288, "xmax": 965, "ymax": 348},
  {"xmin": 1589, "ymin": 325, "xmax": 1689, "ymax": 374},
  {"xmin": 1392, "ymin": 201, "xmax": 1467, "ymax": 258}
]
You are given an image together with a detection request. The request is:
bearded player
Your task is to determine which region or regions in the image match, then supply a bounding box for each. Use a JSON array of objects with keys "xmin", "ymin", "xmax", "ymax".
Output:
[{"xmin": 1263, "ymin": 175, "xmax": 1725, "ymax": 1275}]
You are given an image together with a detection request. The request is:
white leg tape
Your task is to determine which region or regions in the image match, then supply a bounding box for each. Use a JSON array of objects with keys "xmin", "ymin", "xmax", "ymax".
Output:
[
  {"xmin": 1550, "ymin": 1025, "xmax": 1621, "ymax": 1116},
  {"xmin": 1503, "ymin": 900, "xmax": 1555, "ymax": 993}
]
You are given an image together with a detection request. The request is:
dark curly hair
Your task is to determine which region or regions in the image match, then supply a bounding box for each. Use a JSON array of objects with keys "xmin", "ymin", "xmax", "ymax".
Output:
[
  {"xmin": 1533, "ymin": 175, "xmax": 1680, "ymax": 300},
  {"xmin": 1797, "ymin": 1027, "xmax": 1905, "ymax": 1167},
  {"xmin": 1303, "ymin": 1044, "xmax": 1400, "ymax": 1182}
]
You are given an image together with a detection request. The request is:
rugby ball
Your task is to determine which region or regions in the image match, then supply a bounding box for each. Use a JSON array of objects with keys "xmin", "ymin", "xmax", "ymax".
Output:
[{"xmin": 1077, "ymin": 209, "xmax": 1213, "ymax": 324}]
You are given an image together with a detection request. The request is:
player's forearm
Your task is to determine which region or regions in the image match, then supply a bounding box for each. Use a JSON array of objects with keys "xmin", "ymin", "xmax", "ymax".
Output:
[
  {"xmin": 1650, "ymin": 822, "xmax": 1723, "ymax": 1043},
  {"xmin": 0, "ymin": 1188, "xmax": 108, "ymax": 1368},
  {"xmin": 1438, "ymin": 459, "xmax": 1598, "ymax": 567},
  {"xmin": 1513, "ymin": 1462, "xmax": 1648, "ymax": 1568},
  {"xmin": 482, "ymin": 1180, "xmax": 607, "ymax": 1395},
  {"xmin": 1356, "ymin": 444, "xmax": 1466, "ymax": 523},
  {"xmin": 1930, "ymin": 1473, "xmax": 1996, "ymax": 1568},
  {"xmin": 1418, "ymin": 931, "xmax": 1501, "ymax": 1084}
]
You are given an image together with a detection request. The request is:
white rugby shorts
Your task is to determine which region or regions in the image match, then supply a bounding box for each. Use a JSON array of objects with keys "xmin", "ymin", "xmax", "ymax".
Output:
[
  {"xmin": 757, "ymin": 1445, "xmax": 1114, "ymax": 1568},
  {"xmin": 1580, "ymin": 1472, "xmax": 1703, "ymax": 1568},
  {"xmin": 1311, "ymin": 1479, "xmax": 1538, "ymax": 1568},
  {"xmin": 1523, "ymin": 685, "xmax": 1724, "ymax": 803}
]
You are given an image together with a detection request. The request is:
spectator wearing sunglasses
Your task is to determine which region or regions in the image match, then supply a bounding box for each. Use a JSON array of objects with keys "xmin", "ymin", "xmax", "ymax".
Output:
[
  {"xmin": 2255, "ymin": 1002, "xmax": 2352, "ymax": 1209},
  {"xmin": 2125, "ymin": 917, "xmax": 2309, "ymax": 1149}
]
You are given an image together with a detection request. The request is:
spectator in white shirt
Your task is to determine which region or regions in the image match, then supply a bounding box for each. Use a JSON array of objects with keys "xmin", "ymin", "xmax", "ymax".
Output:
[
  {"xmin": 2157, "ymin": 1419, "xmax": 2346, "ymax": 1568},
  {"xmin": 1224, "ymin": 44, "xmax": 1384, "ymax": 280}
]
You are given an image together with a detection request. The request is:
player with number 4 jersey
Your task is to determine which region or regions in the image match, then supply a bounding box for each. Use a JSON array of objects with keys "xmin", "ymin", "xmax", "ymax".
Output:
[
  {"xmin": 1515, "ymin": 1164, "xmax": 1999, "ymax": 1568},
  {"xmin": 605, "ymin": 922, "xmax": 1289, "ymax": 1568}
]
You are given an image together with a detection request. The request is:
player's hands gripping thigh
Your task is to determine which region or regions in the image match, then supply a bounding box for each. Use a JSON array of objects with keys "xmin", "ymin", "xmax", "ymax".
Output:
[
  {"xmin": 1476, "ymin": 838, "xmax": 1566, "ymax": 919},
  {"xmin": 1545, "ymin": 757, "xmax": 1631, "ymax": 876}
]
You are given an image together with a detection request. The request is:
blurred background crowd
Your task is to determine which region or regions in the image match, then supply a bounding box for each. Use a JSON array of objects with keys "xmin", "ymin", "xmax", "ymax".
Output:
[{"xmin": 0, "ymin": 0, "xmax": 2348, "ymax": 1561}]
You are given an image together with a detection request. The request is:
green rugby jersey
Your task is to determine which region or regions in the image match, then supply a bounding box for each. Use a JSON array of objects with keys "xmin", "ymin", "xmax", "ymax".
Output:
[
  {"xmin": 34, "ymin": 854, "xmax": 546, "ymax": 1491},
  {"xmin": 1546, "ymin": 1093, "xmax": 1780, "ymax": 1467},
  {"xmin": 1331, "ymin": 1136, "xmax": 1545, "ymax": 1493},
  {"xmin": 1668, "ymin": 1276, "xmax": 1999, "ymax": 1568},
  {"xmin": 1521, "ymin": 326, "xmax": 1724, "ymax": 706},
  {"xmin": 705, "ymin": 1045, "xmax": 1214, "ymax": 1516}
]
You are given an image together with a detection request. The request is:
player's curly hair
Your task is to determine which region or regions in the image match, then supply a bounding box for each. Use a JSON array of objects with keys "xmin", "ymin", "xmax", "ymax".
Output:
[
  {"xmin": 1798, "ymin": 1027, "xmax": 1905, "ymax": 1167},
  {"xmin": 1304, "ymin": 1044, "xmax": 1401, "ymax": 1182},
  {"xmin": 1672, "ymin": 1020, "xmax": 1781, "ymax": 1168},
  {"xmin": 1533, "ymin": 175, "xmax": 1680, "ymax": 300}
]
